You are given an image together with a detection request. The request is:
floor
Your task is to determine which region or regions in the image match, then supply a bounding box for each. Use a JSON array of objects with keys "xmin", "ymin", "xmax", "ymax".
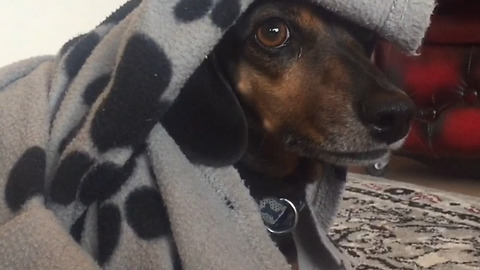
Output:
[{"xmin": 352, "ymin": 156, "xmax": 480, "ymax": 198}]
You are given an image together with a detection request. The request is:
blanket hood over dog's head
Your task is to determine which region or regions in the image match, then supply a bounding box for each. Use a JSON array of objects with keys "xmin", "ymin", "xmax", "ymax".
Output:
[{"xmin": 0, "ymin": 0, "xmax": 434, "ymax": 269}]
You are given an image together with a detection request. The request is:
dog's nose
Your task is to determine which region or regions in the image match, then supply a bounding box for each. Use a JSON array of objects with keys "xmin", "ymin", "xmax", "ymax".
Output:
[{"xmin": 361, "ymin": 92, "xmax": 415, "ymax": 144}]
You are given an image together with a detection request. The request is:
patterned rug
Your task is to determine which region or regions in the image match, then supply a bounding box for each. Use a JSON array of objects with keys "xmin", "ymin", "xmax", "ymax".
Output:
[{"xmin": 330, "ymin": 173, "xmax": 480, "ymax": 270}]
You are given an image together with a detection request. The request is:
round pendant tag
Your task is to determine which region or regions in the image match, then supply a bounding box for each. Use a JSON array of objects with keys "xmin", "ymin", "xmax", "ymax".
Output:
[{"xmin": 259, "ymin": 197, "xmax": 299, "ymax": 234}]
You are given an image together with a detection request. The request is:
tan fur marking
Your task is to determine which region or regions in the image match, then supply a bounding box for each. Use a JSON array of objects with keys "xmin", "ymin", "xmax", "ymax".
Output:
[{"xmin": 296, "ymin": 7, "xmax": 325, "ymax": 33}]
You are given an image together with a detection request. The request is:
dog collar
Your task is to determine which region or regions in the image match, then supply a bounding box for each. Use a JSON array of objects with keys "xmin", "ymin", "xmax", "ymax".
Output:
[{"xmin": 259, "ymin": 197, "xmax": 306, "ymax": 234}]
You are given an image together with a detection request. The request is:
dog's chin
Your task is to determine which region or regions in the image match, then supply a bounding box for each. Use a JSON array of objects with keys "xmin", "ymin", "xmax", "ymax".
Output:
[
  {"xmin": 315, "ymin": 149, "xmax": 391, "ymax": 166},
  {"xmin": 287, "ymin": 143, "xmax": 390, "ymax": 167},
  {"xmin": 286, "ymin": 135, "xmax": 409, "ymax": 167},
  {"xmin": 316, "ymin": 136, "xmax": 408, "ymax": 166},
  {"xmin": 388, "ymin": 136, "xmax": 407, "ymax": 151}
]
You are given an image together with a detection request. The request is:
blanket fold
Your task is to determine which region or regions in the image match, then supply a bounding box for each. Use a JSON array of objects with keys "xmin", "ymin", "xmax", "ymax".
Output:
[
  {"xmin": 0, "ymin": 203, "xmax": 100, "ymax": 270},
  {"xmin": 318, "ymin": 0, "xmax": 435, "ymax": 54},
  {"xmin": 0, "ymin": 0, "xmax": 434, "ymax": 269}
]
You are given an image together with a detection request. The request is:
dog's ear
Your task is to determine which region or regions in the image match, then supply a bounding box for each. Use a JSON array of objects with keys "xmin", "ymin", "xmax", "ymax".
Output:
[
  {"xmin": 161, "ymin": 57, "xmax": 247, "ymax": 167},
  {"xmin": 346, "ymin": 23, "xmax": 378, "ymax": 56}
]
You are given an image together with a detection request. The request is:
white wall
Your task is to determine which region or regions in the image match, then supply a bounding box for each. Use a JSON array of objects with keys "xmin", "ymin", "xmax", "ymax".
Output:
[{"xmin": 0, "ymin": 0, "xmax": 126, "ymax": 67}]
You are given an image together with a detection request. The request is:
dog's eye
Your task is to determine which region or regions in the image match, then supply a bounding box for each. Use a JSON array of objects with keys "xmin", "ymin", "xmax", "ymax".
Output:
[{"xmin": 255, "ymin": 18, "xmax": 290, "ymax": 48}]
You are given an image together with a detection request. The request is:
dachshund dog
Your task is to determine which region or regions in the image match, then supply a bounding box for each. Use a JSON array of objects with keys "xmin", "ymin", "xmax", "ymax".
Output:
[{"xmin": 211, "ymin": 0, "xmax": 415, "ymax": 267}]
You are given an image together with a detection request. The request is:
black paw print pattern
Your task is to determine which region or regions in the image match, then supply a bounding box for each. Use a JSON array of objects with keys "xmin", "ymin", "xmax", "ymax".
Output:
[{"xmin": 174, "ymin": 0, "xmax": 241, "ymax": 30}]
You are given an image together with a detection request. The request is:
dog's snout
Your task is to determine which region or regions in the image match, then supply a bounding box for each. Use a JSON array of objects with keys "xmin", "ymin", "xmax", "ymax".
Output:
[{"xmin": 361, "ymin": 92, "xmax": 415, "ymax": 145}]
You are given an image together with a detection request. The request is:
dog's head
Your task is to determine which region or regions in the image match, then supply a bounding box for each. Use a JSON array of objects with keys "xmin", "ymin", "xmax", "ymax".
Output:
[
  {"xmin": 213, "ymin": 0, "xmax": 415, "ymax": 175},
  {"xmin": 163, "ymin": 0, "xmax": 414, "ymax": 177}
]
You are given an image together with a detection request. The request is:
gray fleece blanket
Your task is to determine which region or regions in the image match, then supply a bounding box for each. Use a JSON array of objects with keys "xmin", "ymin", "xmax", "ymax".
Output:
[{"xmin": 0, "ymin": 0, "xmax": 434, "ymax": 269}]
